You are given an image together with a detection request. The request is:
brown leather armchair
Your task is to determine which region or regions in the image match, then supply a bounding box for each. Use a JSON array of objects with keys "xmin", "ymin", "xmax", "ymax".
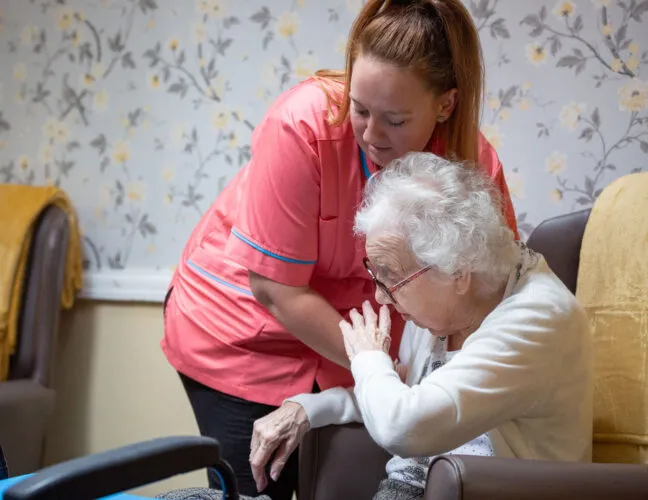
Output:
[
  {"xmin": 298, "ymin": 209, "xmax": 648, "ymax": 500},
  {"xmin": 0, "ymin": 205, "xmax": 69, "ymax": 476}
]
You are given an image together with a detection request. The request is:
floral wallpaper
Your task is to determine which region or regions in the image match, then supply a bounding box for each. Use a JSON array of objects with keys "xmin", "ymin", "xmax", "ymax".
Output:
[{"xmin": 0, "ymin": 0, "xmax": 646, "ymax": 300}]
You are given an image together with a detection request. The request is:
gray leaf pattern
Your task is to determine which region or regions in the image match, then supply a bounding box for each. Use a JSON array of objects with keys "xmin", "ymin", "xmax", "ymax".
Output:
[{"xmin": 0, "ymin": 0, "xmax": 646, "ymax": 287}]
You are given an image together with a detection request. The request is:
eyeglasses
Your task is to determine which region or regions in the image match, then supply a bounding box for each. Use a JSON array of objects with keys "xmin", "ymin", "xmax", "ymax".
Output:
[{"xmin": 363, "ymin": 257, "xmax": 433, "ymax": 304}]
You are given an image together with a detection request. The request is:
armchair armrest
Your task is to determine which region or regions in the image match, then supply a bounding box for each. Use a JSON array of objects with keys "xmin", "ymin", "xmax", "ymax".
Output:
[
  {"xmin": 426, "ymin": 455, "xmax": 648, "ymax": 500},
  {"xmin": 299, "ymin": 424, "xmax": 391, "ymax": 500},
  {"xmin": 0, "ymin": 380, "xmax": 55, "ymax": 476}
]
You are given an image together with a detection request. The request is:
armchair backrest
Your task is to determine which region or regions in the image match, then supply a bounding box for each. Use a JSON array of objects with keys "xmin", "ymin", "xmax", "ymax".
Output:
[
  {"xmin": 8, "ymin": 205, "xmax": 69, "ymax": 387},
  {"xmin": 526, "ymin": 209, "xmax": 591, "ymax": 294}
]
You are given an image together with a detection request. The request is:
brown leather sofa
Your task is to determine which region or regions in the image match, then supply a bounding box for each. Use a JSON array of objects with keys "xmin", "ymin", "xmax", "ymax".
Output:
[
  {"xmin": 0, "ymin": 205, "xmax": 69, "ymax": 476},
  {"xmin": 298, "ymin": 209, "xmax": 648, "ymax": 500}
]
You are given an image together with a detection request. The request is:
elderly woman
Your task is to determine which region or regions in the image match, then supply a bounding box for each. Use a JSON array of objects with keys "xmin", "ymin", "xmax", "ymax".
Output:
[{"xmin": 245, "ymin": 152, "xmax": 593, "ymax": 500}]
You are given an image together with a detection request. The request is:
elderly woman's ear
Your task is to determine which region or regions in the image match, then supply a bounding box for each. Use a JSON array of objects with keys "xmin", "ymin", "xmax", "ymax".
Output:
[{"xmin": 454, "ymin": 270, "xmax": 471, "ymax": 296}]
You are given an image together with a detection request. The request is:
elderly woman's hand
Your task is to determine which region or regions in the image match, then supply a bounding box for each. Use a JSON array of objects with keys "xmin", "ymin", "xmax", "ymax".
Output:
[
  {"xmin": 249, "ymin": 401, "xmax": 310, "ymax": 493},
  {"xmin": 340, "ymin": 300, "xmax": 392, "ymax": 361}
]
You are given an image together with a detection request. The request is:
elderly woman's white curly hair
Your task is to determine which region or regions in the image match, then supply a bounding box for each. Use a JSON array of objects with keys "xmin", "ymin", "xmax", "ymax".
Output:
[{"xmin": 354, "ymin": 152, "xmax": 519, "ymax": 293}]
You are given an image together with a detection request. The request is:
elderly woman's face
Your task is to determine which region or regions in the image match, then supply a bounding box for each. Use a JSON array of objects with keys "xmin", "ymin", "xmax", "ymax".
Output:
[{"xmin": 365, "ymin": 234, "xmax": 469, "ymax": 337}]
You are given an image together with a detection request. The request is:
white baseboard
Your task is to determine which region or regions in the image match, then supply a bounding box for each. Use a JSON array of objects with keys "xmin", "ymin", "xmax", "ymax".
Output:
[{"xmin": 80, "ymin": 270, "xmax": 173, "ymax": 302}]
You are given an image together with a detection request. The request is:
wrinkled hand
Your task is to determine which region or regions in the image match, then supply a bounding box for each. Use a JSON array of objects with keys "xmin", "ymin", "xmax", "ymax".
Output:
[
  {"xmin": 394, "ymin": 359, "xmax": 409, "ymax": 382},
  {"xmin": 249, "ymin": 402, "xmax": 310, "ymax": 492},
  {"xmin": 339, "ymin": 301, "xmax": 392, "ymax": 361}
]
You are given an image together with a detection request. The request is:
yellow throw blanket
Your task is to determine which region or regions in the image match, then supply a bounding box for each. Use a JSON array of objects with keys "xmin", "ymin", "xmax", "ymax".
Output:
[
  {"xmin": 0, "ymin": 184, "xmax": 83, "ymax": 381},
  {"xmin": 576, "ymin": 172, "xmax": 648, "ymax": 465}
]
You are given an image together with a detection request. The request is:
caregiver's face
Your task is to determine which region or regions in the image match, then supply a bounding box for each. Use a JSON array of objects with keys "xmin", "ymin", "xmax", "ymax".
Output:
[
  {"xmin": 365, "ymin": 233, "xmax": 466, "ymax": 337},
  {"xmin": 349, "ymin": 54, "xmax": 441, "ymax": 167}
]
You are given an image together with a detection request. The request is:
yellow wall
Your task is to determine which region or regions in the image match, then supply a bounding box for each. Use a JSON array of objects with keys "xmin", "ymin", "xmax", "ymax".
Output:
[{"xmin": 44, "ymin": 300, "xmax": 207, "ymax": 497}]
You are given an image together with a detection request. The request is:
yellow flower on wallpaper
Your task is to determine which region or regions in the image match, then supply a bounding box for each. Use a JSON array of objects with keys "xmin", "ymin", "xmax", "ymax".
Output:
[
  {"xmin": 210, "ymin": 75, "xmax": 226, "ymax": 97},
  {"xmin": 294, "ymin": 54, "xmax": 318, "ymax": 80},
  {"xmin": 591, "ymin": 0, "xmax": 611, "ymax": 8},
  {"xmin": 498, "ymin": 109, "xmax": 510, "ymax": 121},
  {"xmin": 480, "ymin": 124, "xmax": 503, "ymax": 150},
  {"xmin": 18, "ymin": 155, "xmax": 30, "ymax": 171},
  {"xmin": 629, "ymin": 42, "xmax": 640, "ymax": 55},
  {"xmin": 277, "ymin": 12, "xmax": 300, "ymax": 38},
  {"xmin": 211, "ymin": 106, "xmax": 229, "ymax": 129},
  {"xmin": 601, "ymin": 24, "xmax": 613, "ymax": 37},
  {"xmin": 162, "ymin": 166, "xmax": 175, "ymax": 181},
  {"xmin": 13, "ymin": 63, "xmax": 27, "ymax": 81},
  {"xmin": 170, "ymin": 124, "xmax": 186, "ymax": 147},
  {"xmin": 228, "ymin": 132, "xmax": 238, "ymax": 149},
  {"xmin": 545, "ymin": 151, "xmax": 567, "ymax": 175},
  {"xmin": 81, "ymin": 61, "xmax": 105, "ymax": 87},
  {"xmin": 57, "ymin": 6, "xmax": 75, "ymax": 31},
  {"xmin": 297, "ymin": 0, "xmax": 306, "ymax": 7},
  {"xmin": 525, "ymin": 43, "xmax": 547, "ymax": 66},
  {"xmin": 192, "ymin": 22, "xmax": 206, "ymax": 43},
  {"xmin": 164, "ymin": 193, "xmax": 173, "ymax": 204},
  {"xmin": 518, "ymin": 99, "xmax": 531, "ymax": 111},
  {"xmin": 559, "ymin": 101, "xmax": 586, "ymax": 131},
  {"xmin": 611, "ymin": 58, "xmax": 623, "ymax": 72},
  {"xmin": 618, "ymin": 78, "xmax": 648, "ymax": 112},
  {"xmin": 335, "ymin": 35, "xmax": 348, "ymax": 55},
  {"xmin": 43, "ymin": 116, "xmax": 70, "ymax": 144},
  {"xmin": 260, "ymin": 62, "xmax": 278, "ymax": 86},
  {"xmin": 127, "ymin": 181, "xmax": 147, "ymax": 202},
  {"xmin": 113, "ymin": 141, "xmax": 130, "ymax": 164},
  {"xmin": 168, "ymin": 37, "xmax": 180, "ymax": 51},
  {"xmin": 147, "ymin": 19, "xmax": 156, "ymax": 30},
  {"xmin": 627, "ymin": 55, "xmax": 639, "ymax": 71},
  {"xmin": 93, "ymin": 89, "xmax": 109, "ymax": 112},
  {"xmin": 72, "ymin": 30, "xmax": 82, "ymax": 47},
  {"xmin": 487, "ymin": 97, "xmax": 501, "ymax": 110},
  {"xmin": 553, "ymin": 1, "xmax": 575, "ymax": 18},
  {"xmin": 522, "ymin": 82, "xmax": 532, "ymax": 91},
  {"xmin": 196, "ymin": 0, "xmax": 227, "ymax": 20},
  {"xmin": 39, "ymin": 144, "xmax": 53, "ymax": 164},
  {"xmin": 506, "ymin": 171, "xmax": 526, "ymax": 199},
  {"xmin": 20, "ymin": 25, "xmax": 38, "ymax": 46},
  {"xmin": 148, "ymin": 244, "xmax": 156, "ymax": 254},
  {"xmin": 346, "ymin": 0, "xmax": 364, "ymax": 14},
  {"xmin": 98, "ymin": 184, "xmax": 112, "ymax": 207},
  {"xmin": 550, "ymin": 188, "xmax": 563, "ymax": 202},
  {"xmin": 148, "ymin": 73, "xmax": 161, "ymax": 89}
]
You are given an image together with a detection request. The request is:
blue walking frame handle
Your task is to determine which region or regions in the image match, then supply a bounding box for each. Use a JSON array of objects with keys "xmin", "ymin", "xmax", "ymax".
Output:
[{"xmin": 3, "ymin": 436, "xmax": 240, "ymax": 500}]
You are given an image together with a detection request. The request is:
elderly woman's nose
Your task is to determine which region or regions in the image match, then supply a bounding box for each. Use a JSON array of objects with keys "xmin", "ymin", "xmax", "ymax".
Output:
[{"xmin": 375, "ymin": 287, "xmax": 391, "ymax": 305}]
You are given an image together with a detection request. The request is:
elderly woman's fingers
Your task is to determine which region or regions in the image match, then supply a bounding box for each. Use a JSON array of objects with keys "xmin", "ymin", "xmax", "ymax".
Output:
[
  {"xmin": 269, "ymin": 436, "xmax": 299, "ymax": 483},
  {"xmin": 362, "ymin": 300, "xmax": 378, "ymax": 331},
  {"xmin": 249, "ymin": 435, "xmax": 274, "ymax": 492},
  {"xmin": 349, "ymin": 307, "xmax": 365, "ymax": 331},
  {"xmin": 250, "ymin": 417, "xmax": 281, "ymax": 492},
  {"xmin": 340, "ymin": 320, "xmax": 356, "ymax": 359},
  {"xmin": 378, "ymin": 305, "xmax": 391, "ymax": 335}
]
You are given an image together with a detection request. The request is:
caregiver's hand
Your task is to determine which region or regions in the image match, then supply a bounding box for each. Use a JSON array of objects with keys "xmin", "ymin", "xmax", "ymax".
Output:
[
  {"xmin": 249, "ymin": 401, "xmax": 310, "ymax": 492},
  {"xmin": 340, "ymin": 300, "xmax": 392, "ymax": 361}
]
